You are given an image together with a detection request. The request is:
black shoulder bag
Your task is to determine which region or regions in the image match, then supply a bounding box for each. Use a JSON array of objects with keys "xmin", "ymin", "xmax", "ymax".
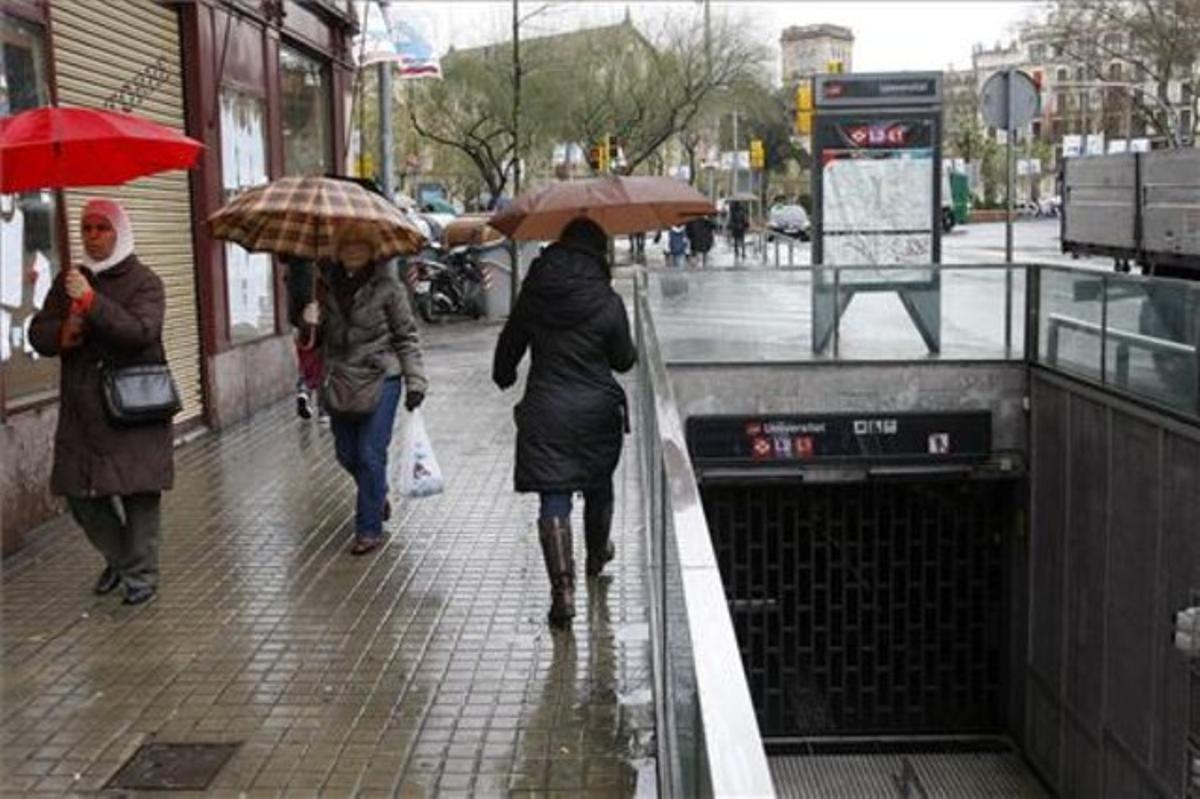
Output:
[{"xmin": 100, "ymin": 362, "xmax": 183, "ymax": 425}]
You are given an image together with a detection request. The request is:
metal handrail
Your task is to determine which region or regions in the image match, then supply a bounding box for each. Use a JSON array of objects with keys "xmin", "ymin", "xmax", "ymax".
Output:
[{"xmin": 635, "ymin": 272, "xmax": 776, "ymax": 798}]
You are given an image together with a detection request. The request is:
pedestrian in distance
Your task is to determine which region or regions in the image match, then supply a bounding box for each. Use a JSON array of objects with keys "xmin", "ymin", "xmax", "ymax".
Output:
[
  {"xmin": 729, "ymin": 200, "xmax": 749, "ymax": 260},
  {"xmin": 666, "ymin": 223, "xmax": 688, "ymax": 268},
  {"xmin": 284, "ymin": 256, "xmax": 326, "ymax": 423},
  {"xmin": 493, "ymin": 217, "xmax": 637, "ymax": 628},
  {"xmin": 309, "ymin": 221, "xmax": 428, "ymax": 556},
  {"xmin": 29, "ymin": 198, "xmax": 173, "ymax": 606},
  {"xmin": 685, "ymin": 215, "xmax": 715, "ymax": 268}
]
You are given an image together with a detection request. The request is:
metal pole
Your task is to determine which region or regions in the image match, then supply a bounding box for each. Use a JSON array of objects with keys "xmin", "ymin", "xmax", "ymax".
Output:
[
  {"xmin": 832, "ymin": 267, "xmax": 841, "ymax": 358},
  {"xmin": 730, "ymin": 108, "xmax": 738, "ymax": 197},
  {"xmin": 1125, "ymin": 88, "xmax": 1133, "ymax": 145},
  {"xmin": 510, "ymin": 0, "xmax": 522, "ymax": 309},
  {"xmin": 1005, "ymin": 68, "xmax": 1015, "ymax": 264},
  {"xmin": 377, "ymin": 1, "xmax": 394, "ymax": 198},
  {"xmin": 1004, "ymin": 268, "xmax": 1013, "ymax": 355},
  {"xmin": 1099, "ymin": 274, "xmax": 1109, "ymax": 385},
  {"xmin": 1081, "ymin": 82, "xmax": 1089, "ymax": 149}
]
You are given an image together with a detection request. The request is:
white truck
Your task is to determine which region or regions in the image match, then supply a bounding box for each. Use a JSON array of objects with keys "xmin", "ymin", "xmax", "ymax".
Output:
[
  {"xmin": 1060, "ymin": 149, "xmax": 1200, "ymax": 398},
  {"xmin": 1061, "ymin": 148, "xmax": 1200, "ymax": 278}
]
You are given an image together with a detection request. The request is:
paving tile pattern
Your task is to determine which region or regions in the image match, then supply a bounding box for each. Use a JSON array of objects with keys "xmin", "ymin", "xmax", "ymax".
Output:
[{"xmin": 1, "ymin": 319, "xmax": 653, "ymax": 796}]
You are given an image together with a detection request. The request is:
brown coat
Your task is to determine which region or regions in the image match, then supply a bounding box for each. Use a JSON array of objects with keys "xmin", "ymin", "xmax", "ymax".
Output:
[{"xmin": 29, "ymin": 255, "xmax": 174, "ymax": 497}]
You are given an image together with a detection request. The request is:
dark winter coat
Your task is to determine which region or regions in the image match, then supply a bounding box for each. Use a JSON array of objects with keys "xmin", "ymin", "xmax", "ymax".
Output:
[
  {"xmin": 492, "ymin": 242, "xmax": 637, "ymax": 493},
  {"xmin": 284, "ymin": 257, "xmax": 316, "ymax": 329},
  {"xmin": 317, "ymin": 261, "xmax": 428, "ymax": 394},
  {"xmin": 728, "ymin": 202, "xmax": 748, "ymax": 235},
  {"xmin": 686, "ymin": 217, "xmax": 715, "ymax": 254},
  {"xmin": 29, "ymin": 255, "xmax": 174, "ymax": 497}
]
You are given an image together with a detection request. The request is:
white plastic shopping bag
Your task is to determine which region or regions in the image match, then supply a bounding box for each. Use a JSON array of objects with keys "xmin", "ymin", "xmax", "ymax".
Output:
[{"xmin": 398, "ymin": 409, "xmax": 444, "ymax": 498}]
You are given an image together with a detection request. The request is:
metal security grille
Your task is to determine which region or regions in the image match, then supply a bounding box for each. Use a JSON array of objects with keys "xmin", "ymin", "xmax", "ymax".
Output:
[
  {"xmin": 52, "ymin": 0, "xmax": 204, "ymax": 424},
  {"xmin": 702, "ymin": 480, "xmax": 1012, "ymax": 738}
]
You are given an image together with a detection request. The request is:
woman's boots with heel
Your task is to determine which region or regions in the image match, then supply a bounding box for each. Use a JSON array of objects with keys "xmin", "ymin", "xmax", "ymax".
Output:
[
  {"xmin": 538, "ymin": 517, "xmax": 575, "ymax": 627},
  {"xmin": 584, "ymin": 498, "xmax": 615, "ymax": 578}
]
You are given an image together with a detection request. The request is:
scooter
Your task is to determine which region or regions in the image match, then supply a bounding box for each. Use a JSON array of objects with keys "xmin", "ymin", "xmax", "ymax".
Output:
[{"xmin": 406, "ymin": 244, "xmax": 485, "ymax": 323}]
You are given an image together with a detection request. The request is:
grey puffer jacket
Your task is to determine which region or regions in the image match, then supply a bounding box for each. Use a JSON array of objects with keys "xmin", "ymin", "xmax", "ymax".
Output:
[{"xmin": 317, "ymin": 262, "xmax": 427, "ymax": 394}]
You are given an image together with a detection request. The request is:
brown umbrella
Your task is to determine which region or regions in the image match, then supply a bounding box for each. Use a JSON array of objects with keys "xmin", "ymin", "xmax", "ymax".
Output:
[
  {"xmin": 208, "ymin": 175, "xmax": 425, "ymax": 262},
  {"xmin": 442, "ymin": 215, "xmax": 506, "ymax": 248},
  {"xmin": 488, "ymin": 175, "xmax": 715, "ymax": 241}
]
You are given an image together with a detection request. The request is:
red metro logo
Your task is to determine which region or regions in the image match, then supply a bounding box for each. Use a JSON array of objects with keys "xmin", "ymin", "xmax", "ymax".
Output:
[{"xmin": 844, "ymin": 124, "xmax": 909, "ymax": 149}]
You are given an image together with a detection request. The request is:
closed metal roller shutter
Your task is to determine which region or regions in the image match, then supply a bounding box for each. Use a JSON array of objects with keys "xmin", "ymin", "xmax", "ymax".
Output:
[{"xmin": 51, "ymin": 0, "xmax": 204, "ymax": 424}]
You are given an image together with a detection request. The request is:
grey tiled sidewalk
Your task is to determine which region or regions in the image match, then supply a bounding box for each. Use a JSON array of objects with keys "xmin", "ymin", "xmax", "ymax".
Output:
[{"xmin": 0, "ymin": 321, "xmax": 653, "ymax": 796}]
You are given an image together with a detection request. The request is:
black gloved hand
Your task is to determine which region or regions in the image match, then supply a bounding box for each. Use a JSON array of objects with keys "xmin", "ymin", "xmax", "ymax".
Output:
[{"xmin": 404, "ymin": 390, "xmax": 425, "ymax": 411}]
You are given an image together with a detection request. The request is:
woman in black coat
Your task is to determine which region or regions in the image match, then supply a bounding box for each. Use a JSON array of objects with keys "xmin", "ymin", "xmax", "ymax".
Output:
[{"xmin": 493, "ymin": 218, "xmax": 637, "ymax": 627}]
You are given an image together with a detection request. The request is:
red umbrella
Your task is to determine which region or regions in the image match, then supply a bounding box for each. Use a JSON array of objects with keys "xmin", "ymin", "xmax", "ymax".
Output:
[
  {"xmin": 488, "ymin": 175, "xmax": 715, "ymax": 241},
  {"xmin": 0, "ymin": 106, "xmax": 203, "ymax": 193}
]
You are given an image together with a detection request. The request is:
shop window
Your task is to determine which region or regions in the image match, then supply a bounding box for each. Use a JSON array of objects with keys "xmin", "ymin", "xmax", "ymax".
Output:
[
  {"xmin": 280, "ymin": 45, "xmax": 332, "ymax": 176},
  {"xmin": 1, "ymin": 17, "xmax": 60, "ymax": 408},
  {"xmin": 219, "ymin": 90, "xmax": 275, "ymax": 343}
]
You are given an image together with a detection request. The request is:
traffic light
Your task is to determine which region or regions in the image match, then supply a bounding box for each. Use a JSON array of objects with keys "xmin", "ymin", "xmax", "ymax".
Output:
[
  {"xmin": 795, "ymin": 80, "xmax": 814, "ymax": 136},
  {"xmin": 588, "ymin": 144, "xmax": 602, "ymax": 172},
  {"xmin": 827, "ymin": 59, "xmax": 844, "ymax": 74},
  {"xmin": 608, "ymin": 135, "xmax": 620, "ymax": 169},
  {"xmin": 749, "ymin": 139, "xmax": 765, "ymax": 170}
]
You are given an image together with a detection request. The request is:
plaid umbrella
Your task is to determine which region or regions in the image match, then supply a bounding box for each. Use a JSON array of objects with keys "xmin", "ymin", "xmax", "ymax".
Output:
[
  {"xmin": 488, "ymin": 175, "xmax": 715, "ymax": 241},
  {"xmin": 208, "ymin": 176, "xmax": 425, "ymax": 262}
]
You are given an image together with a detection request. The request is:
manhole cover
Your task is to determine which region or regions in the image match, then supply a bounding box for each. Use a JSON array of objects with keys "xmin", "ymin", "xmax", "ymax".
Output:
[{"xmin": 105, "ymin": 742, "xmax": 240, "ymax": 790}]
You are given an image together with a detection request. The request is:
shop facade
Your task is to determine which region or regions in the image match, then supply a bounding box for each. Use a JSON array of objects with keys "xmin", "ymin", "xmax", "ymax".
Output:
[{"xmin": 0, "ymin": 0, "xmax": 357, "ymax": 552}]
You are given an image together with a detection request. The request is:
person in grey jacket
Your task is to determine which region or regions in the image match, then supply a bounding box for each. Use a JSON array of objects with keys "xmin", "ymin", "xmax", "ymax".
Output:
[{"xmin": 309, "ymin": 222, "xmax": 428, "ymax": 555}]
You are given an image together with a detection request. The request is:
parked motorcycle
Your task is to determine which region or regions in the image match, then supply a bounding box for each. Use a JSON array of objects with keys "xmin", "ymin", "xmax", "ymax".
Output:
[{"xmin": 406, "ymin": 244, "xmax": 486, "ymax": 323}]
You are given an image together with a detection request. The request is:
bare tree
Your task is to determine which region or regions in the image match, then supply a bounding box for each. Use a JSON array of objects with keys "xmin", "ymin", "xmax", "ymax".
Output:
[
  {"xmin": 1043, "ymin": 0, "xmax": 1200, "ymax": 145},
  {"xmin": 406, "ymin": 4, "xmax": 559, "ymax": 208},
  {"xmin": 561, "ymin": 11, "xmax": 768, "ymax": 175}
]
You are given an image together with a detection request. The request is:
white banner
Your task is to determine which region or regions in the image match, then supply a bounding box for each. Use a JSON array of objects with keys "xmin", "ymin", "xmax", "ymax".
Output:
[
  {"xmin": 1085, "ymin": 134, "xmax": 1106, "ymax": 156},
  {"xmin": 1107, "ymin": 139, "xmax": 1128, "ymax": 154},
  {"xmin": 1131, "ymin": 138, "xmax": 1151, "ymax": 153},
  {"xmin": 1062, "ymin": 134, "xmax": 1082, "ymax": 157},
  {"xmin": 359, "ymin": 3, "xmax": 442, "ymax": 78},
  {"xmin": 719, "ymin": 151, "xmax": 750, "ymax": 170}
]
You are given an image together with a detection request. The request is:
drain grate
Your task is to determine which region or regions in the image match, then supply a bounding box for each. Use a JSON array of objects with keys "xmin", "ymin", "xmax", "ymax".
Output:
[
  {"xmin": 105, "ymin": 742, "xmax": 240, "ymax": 790},
  {"xmin": 768, "ymin": 751, "xmax": 1050, "ymax": 799}
]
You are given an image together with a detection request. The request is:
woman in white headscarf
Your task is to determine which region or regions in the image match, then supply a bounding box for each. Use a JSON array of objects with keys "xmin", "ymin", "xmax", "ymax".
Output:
[{"xmin": 30, "ymin": 198, "xmax": 173, "ymax": 606}]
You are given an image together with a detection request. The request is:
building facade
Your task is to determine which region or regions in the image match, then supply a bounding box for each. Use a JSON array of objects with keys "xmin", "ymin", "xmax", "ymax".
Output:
[
  {"xmin": 780, "ymin": 24, "xmax": 853, "ymax": 86},
  {"xmin": 970, "ymin": 19, "xmax": 1198, "ymax": 149},
  {"xmin": 0, "ymin": 0, "xmax": 357, "ymax": 553}
]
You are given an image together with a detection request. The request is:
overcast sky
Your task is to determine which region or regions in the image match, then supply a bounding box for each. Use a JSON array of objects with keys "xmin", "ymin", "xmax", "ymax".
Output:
[{"xmin": 401, "ymin": 1, "xmax": 1046, "ymax": 75}]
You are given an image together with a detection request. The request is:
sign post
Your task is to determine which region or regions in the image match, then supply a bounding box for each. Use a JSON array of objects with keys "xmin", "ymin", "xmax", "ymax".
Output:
[
  {"xmin": 980, "ymin": 68, "xmax": 1037, "ymax": 355},
  {"xmin": 980, "ymin": 68, "xmax": 1038, "ymax": 264},
  {"xmin": 810, "ymin": 71, "xmax": 944, "ymax": 355}
]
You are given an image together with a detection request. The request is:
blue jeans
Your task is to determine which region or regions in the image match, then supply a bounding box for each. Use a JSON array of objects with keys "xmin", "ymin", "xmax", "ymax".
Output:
[
  {"xmin": 539, "ymin": 482, "xmax": 614, "ymax": 521},
  {"xmin": 331, "ymin": 377, "xmax": 402, "ymax": 538}
]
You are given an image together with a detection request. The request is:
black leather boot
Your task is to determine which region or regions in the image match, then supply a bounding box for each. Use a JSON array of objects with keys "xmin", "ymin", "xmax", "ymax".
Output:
[
  {"xmin": 538, "ymin": 517, "xmax": 575, "ymax": 627},
  {"xmin": 584, "ymin": 498, "xmax": 615, "ymax": 578}
]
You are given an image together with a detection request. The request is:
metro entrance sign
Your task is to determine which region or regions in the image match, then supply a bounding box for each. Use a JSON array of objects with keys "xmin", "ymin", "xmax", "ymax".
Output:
[{"xmin": 810, "ymin": 72, "xmax": 944, "ymax": 355}]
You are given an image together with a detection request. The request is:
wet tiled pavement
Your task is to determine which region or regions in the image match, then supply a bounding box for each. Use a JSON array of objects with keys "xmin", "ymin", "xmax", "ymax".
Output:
[{"xmin": 1, "ymin": 320, "xmax": 654, "ymax": 796}]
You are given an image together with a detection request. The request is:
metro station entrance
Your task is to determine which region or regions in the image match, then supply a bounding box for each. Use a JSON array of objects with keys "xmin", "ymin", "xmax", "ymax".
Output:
[
  {"xmin": 686, "ymin": 410, "xmax": 1021, "ymax": 741},
  {"xmin": 701, "ymin": 478, "xmax": 1017, "ymax": 740}
]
